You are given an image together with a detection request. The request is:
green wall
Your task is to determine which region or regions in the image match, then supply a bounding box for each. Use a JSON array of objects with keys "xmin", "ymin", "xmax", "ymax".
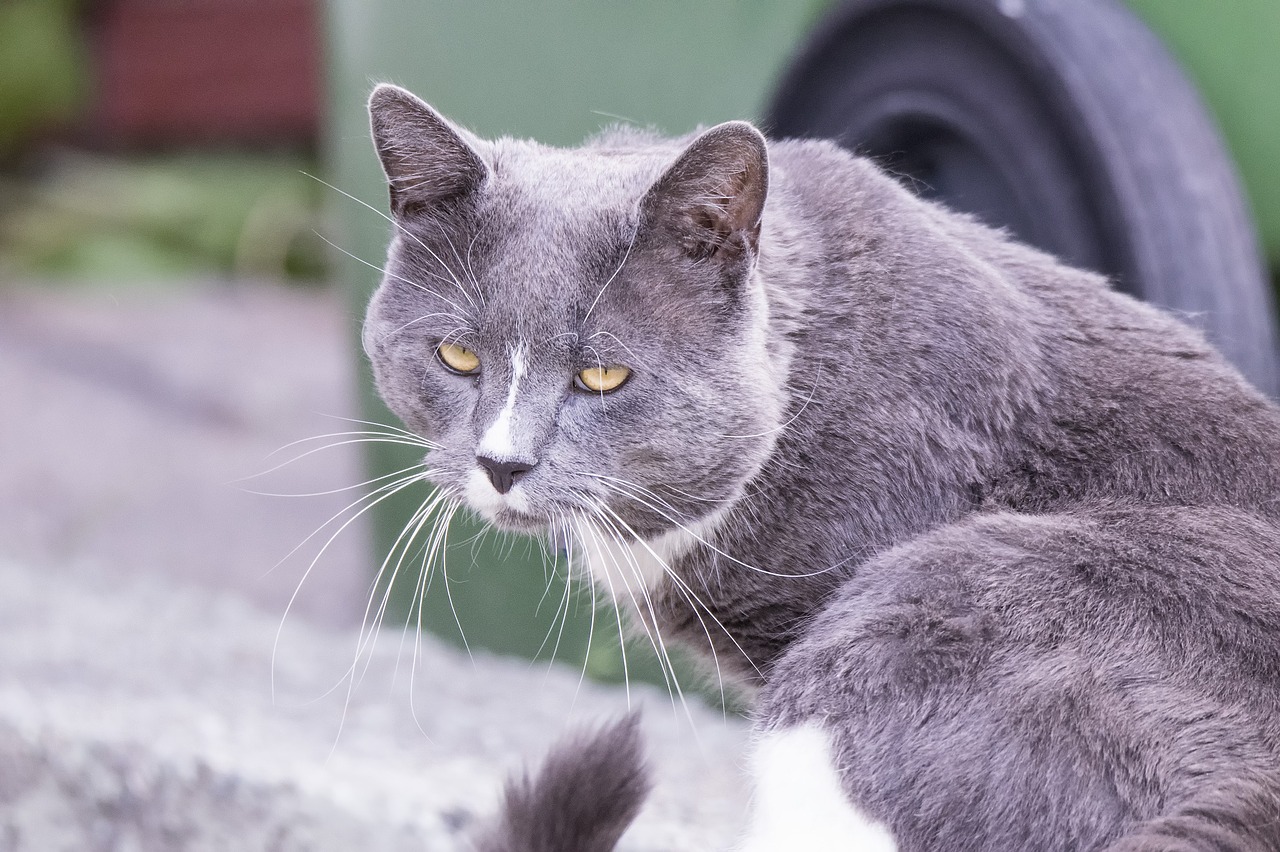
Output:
[{"xmin": 1126, "ymin": 0, "xmax": 1280, "ymax": 267}]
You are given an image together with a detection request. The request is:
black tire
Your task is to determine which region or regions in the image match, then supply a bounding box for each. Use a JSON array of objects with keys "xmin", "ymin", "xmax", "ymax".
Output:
[{"xmin": 766, "ymin": 0, "xmax": 1280, "ymax": 397}]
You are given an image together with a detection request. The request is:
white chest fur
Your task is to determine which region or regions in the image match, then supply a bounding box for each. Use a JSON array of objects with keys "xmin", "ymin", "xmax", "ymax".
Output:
[
  {"xmin": 571, "ymin": 519, "xmax": 694, "ymax": 599},
  {"xmin": 739, "ymin": 723, "xmax": 898, "ymax": 852}
]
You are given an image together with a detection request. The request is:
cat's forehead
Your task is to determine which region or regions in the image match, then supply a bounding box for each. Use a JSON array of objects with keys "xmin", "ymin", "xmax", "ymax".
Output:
[
  {"xmin": 449, "ymin": 139, "xmax": 669, "ymax": 314},
  {"xmin": 484, "ymin": 138, "xmax": 670, "ymax": 223}
]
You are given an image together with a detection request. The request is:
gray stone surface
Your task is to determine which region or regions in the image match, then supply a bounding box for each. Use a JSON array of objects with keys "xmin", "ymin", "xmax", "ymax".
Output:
[
  {"xmin": 0, "ymin": 282, "xmax": 748, "ymax": 850},
  {"xmin": 0, "ymin": 559, "xmax": 747, "ymax": 851}
]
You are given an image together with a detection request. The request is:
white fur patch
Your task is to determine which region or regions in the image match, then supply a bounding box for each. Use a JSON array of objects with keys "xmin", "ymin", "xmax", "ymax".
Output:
[
  {"xmin": 572, "ymin": 519, "xmax": 696, "ymax": 598},
  {"xmin": 739, "ymin": 724, "xmax": 897, "ymax": 852},
  {"xmin": 477, "ymin": 345, "xmax": 527, "ymax": 460}
]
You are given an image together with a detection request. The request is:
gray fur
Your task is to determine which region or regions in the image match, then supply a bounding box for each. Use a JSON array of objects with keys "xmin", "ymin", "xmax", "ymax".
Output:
[{"xmin": 364, "ymin": 84, "xmax": 1280, "ymax": 850}]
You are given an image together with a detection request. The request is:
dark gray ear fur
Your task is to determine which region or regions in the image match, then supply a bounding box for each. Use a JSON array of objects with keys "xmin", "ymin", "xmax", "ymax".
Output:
[
  {"xmin": 641, "ymin": 121, "xmax": 769, "ymax": 261},
  {"xmin": 367, "ymin": 83, "xmax": 489, "ymax": 218}
]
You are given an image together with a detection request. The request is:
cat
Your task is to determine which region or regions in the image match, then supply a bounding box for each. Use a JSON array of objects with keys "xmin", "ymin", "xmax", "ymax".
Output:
[{"xmin": 362, "ymin": 82, "xmax": 1280, "ymax": 851}]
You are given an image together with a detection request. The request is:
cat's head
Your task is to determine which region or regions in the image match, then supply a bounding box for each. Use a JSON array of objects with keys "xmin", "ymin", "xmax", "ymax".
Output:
[{"xmin": 363, "ymin": 84, "xmax": 786, "ymax": 553}]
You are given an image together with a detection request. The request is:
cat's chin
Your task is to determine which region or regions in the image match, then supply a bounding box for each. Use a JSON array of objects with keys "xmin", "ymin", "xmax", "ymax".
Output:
[{"xmin": 485, "ymin": 508, "xmax": 552, "ymax": 536}]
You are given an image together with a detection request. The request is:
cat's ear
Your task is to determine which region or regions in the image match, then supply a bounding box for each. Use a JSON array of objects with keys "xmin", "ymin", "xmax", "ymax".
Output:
[
  {"xmin": 368, "ymin": 84, "xmax": 489, "ymax": 218},
  {"xmin": 641, "ymin": 121, "xmax": 769, "ymax": 261}
]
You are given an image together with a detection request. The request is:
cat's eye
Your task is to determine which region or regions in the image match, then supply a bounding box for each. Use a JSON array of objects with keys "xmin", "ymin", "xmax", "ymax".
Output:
[
  {"xmin": 575, "ymin": 365, "xmax": 631, "ymax": 393},
  {"xmin": 437, "ymin": 342, "xmax": 481, "ymax": 375}
]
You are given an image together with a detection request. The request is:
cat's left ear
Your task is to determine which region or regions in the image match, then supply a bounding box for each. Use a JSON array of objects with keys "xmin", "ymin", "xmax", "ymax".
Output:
[{"xmin": 640, "ymin": 121, "xmax": 769, "ymax": 262}]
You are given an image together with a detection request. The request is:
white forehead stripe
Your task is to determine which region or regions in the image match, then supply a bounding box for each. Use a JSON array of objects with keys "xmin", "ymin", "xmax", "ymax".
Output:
[{"xmin": 478, "ymin": 345, "xmax": 527, "ymax": 460}]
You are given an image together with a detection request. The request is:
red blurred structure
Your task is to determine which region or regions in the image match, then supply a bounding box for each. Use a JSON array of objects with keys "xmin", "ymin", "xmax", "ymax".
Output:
[{"xmin": 86, "ymin": 0, "xmax": 321, "ymax": 147}]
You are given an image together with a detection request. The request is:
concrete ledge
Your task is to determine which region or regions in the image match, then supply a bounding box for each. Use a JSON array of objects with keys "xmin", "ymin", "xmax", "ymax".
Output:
[{"xmin": 0, "ymin": 561, "xmax": 748, "ymax": 851}]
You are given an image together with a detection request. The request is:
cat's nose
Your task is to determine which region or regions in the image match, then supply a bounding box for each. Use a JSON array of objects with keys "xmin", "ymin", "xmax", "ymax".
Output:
[{"xmin": 476, "ymin": 455, "xmax": 535, "ymax": 494}]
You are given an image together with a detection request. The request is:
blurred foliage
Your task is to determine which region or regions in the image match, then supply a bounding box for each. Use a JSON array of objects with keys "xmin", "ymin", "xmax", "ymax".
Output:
[
  {"xmin": 0, "ymin": 152, "xmax": 331, "ymax": 283},
  {"xmin": 0, "ymin": 0, "xmax": 87, "ymax": 161}
]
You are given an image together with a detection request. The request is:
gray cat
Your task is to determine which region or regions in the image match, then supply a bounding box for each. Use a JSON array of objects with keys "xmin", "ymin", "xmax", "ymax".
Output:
[{"xmin": 362, "ymin": 83, "xmax": 1280, "ymax": 851}]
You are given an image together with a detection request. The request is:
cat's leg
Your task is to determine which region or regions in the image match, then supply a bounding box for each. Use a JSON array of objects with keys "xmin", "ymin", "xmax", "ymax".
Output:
[
  {"xmin": 1099, "ymin": 775, "xmax": 1280, "ymax": 851},
  {"xmin": 752, "ymin": 506, "xmax": 1280, "ymax": 851},
  {"xmin": 737, "ymin": 722, "xmax": 897, "ymax": 852}
]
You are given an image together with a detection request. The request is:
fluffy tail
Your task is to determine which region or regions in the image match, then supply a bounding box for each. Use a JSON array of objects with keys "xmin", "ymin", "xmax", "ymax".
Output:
[{"xmin": 474, "ymin": 715, "xmax": 653, "ymax": 852}]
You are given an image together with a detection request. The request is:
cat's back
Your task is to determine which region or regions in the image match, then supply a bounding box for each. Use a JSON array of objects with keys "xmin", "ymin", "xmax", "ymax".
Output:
[{"xmin": 759, "ymin": 135, "xmax": 1280, "ymax": 521}]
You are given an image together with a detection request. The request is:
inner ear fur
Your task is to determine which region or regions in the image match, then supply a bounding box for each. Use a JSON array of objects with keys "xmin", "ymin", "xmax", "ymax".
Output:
[
  {"xmin": 641, "ymin": 121, "xmax": 769, "ymax": 261},
  {"xmin": 367, "ymin": 84, "xmax": 489, "ymax": 218}
]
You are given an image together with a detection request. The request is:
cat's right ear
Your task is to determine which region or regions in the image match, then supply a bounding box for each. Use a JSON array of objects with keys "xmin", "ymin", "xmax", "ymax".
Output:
[{"xmin": 367, "ymin": 84, "xmax": 489, "ymax": 218}]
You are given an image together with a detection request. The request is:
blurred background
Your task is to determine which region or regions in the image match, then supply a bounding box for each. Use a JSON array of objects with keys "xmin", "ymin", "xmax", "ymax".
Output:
[
  {"xmin": 2, "ymin": 0, "xmax": 1280, "ymax": 674},
  {"xmin": 4, "ymin": 0, "xmax": 1280, "ymax": 668},
  {"xmin": 1, "ymin": 0, "xmax": 1279, "ymax": 847},
  {"xmin": 0, "ymin": 0, "xmax": 368, "ymax": 630}
]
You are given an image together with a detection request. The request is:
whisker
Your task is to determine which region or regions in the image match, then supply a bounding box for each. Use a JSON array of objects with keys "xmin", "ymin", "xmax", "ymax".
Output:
[
  {"xmin": 585, "ymin": 329, "xmax": 644, "ymax": 366},
  {"xmin": 592, "ymin": 499, "xmax": 751, "ymax": 695},
  {"xmin": 587, "ymin": 473, "xmax": 843, "ymax": 580},
  {"xmin": 404, "ymin": 495, "xmax": 461, "ymax": 740},
  {"xmin": 312, "ymin": 413, "xmax": 435, "ymax": 443},
  {"xmin": 573, "ymin": 515, "xmax": 634, "ymax": 709},
  {"xmin": 533, "ymin": 525, "xmax": 576, "ymax": 664},
  {"xmin": 349, "ymin": 487, "xmax": 458, "ymax": 698},
  {"xmin": 381, "ymin": 311, "xmax": 471, "ymax": 341},
  {"xmin": 714, "ymin": 365, "xmax": 823, "ymax": 439},
  {"xmin": 302, "ymin": 170, "xmax": 480, "ymax": 310},
  {"xmin": 241, "ymin": 437, "xmax": 434, "ymax": 488},
  {"xmin": 586, "ymin": 505, "xmax": 695, "ymax": 721},
  {"xmin": 432, "ymin": 218, "xmax": 487, "ymax": 307},
  {"xmin": 583, "ymin": 218, "xmax": 640, "ymax": 321},
  {"xmin": 313, "ymin": 231, "xmax": 473, "ymax": 317},
  {"xmin": 271, "ymin": 466, "xmax": 437, "ymax": 704},
  {"xmin": 330, "ymin": 488, "xmax": 456, "ymax": 757}
]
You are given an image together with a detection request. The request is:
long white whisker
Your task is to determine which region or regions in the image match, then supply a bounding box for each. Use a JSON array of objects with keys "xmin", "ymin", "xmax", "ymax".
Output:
[
  {"xmin": 314, "ymin": 413, "xmax": 435, "ymax": 442},
  {"xmin": 583, "ymin": 219, "xmax": 640, "ymax": 321},
  {"xmin": 532, "ymin": 514, "xmax": 577, "ymax": 666},
  {"xmin": 715, "ymin": 365, "xmax": 823, "ymax": 439},
  {"xmin": 593, "ymin": 499, "xmax": 748, "ymax": 695},
  {"xmin": 587, "ymin": 505, "xmax": 695, "ymax": 721},
  {"xmin": 574, "ymin": 516, "xmax": 633, "ymax": 709},
  {"xmin": 272, "ymin": 466, "xmax": 437, "ymax": 704},
  {"xmin": 266, "ymin": 464, "xmax": 433, "ymax": 584},
  {"xmin": 268, "ymin": 425, "xmax": 438, "ymax": 457},
  {"xmin": 349, "ymin": 488, "xmax": 457, "ymax": 695},
  {"xmin": 242, "ymin": 441, "xmax": 432, "ymax": 492},
  {"xmin": 330, "ymin": 489, "xmax": 456, "ymax": 758},
  {"xmin": 381, "ymin": 311, "xmax": 471, "ymax": 341},
  {"xmin": 587, "ymin": 473, "xmax": 844, "ymax": 580},
  {"xmin": 404, "ymin": 495, "xmax": 461, "ymax": 740},
  {"xmin": 302, "ymin": 170, "xmax": 480, "ymax": 310},
  {"xmin": 313, "ymin": 231, "xmax": 473, "ymax": 317}
]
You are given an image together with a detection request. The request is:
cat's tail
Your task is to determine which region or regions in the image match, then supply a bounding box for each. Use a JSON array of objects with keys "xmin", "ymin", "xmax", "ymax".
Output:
[{"xmin": 473, "ymin": 714, "xmax": 652, "ymax": 852}]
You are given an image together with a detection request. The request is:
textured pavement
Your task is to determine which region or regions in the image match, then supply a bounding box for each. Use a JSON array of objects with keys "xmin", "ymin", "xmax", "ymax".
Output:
[{"xmin": 0, "ymin": 281, "xmax": 748, "ymax": 850}]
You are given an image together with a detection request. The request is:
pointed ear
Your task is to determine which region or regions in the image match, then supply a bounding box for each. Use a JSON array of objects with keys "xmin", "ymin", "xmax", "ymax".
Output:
[
  {"xmin": 640, "ymin": 121, "xmax": 769, "ymax": 261},
  {"xmin": 367, "ymin": 84, "xmax": 489, "ymax": 218}
]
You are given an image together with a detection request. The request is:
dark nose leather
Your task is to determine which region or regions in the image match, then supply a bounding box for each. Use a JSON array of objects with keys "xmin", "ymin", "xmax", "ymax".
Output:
[{"xmin": 476, "ymin": 455, "xmax": 534, "ymax": 494}]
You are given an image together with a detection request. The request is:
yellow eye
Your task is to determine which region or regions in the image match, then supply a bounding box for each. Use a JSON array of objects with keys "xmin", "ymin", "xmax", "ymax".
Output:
[
  {"xmin": 436, "ymin": 342, "xmax": 481, "ymax": 375},
  {"xmin": 575, "ymin": 365, "xmax": 631, "ymax": 393}
]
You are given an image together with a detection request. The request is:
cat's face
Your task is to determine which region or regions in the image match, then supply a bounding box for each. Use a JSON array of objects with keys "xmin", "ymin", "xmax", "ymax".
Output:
[{"xmin": 363, "ymin": 86, "xmax": 785, "ymax": 550}]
